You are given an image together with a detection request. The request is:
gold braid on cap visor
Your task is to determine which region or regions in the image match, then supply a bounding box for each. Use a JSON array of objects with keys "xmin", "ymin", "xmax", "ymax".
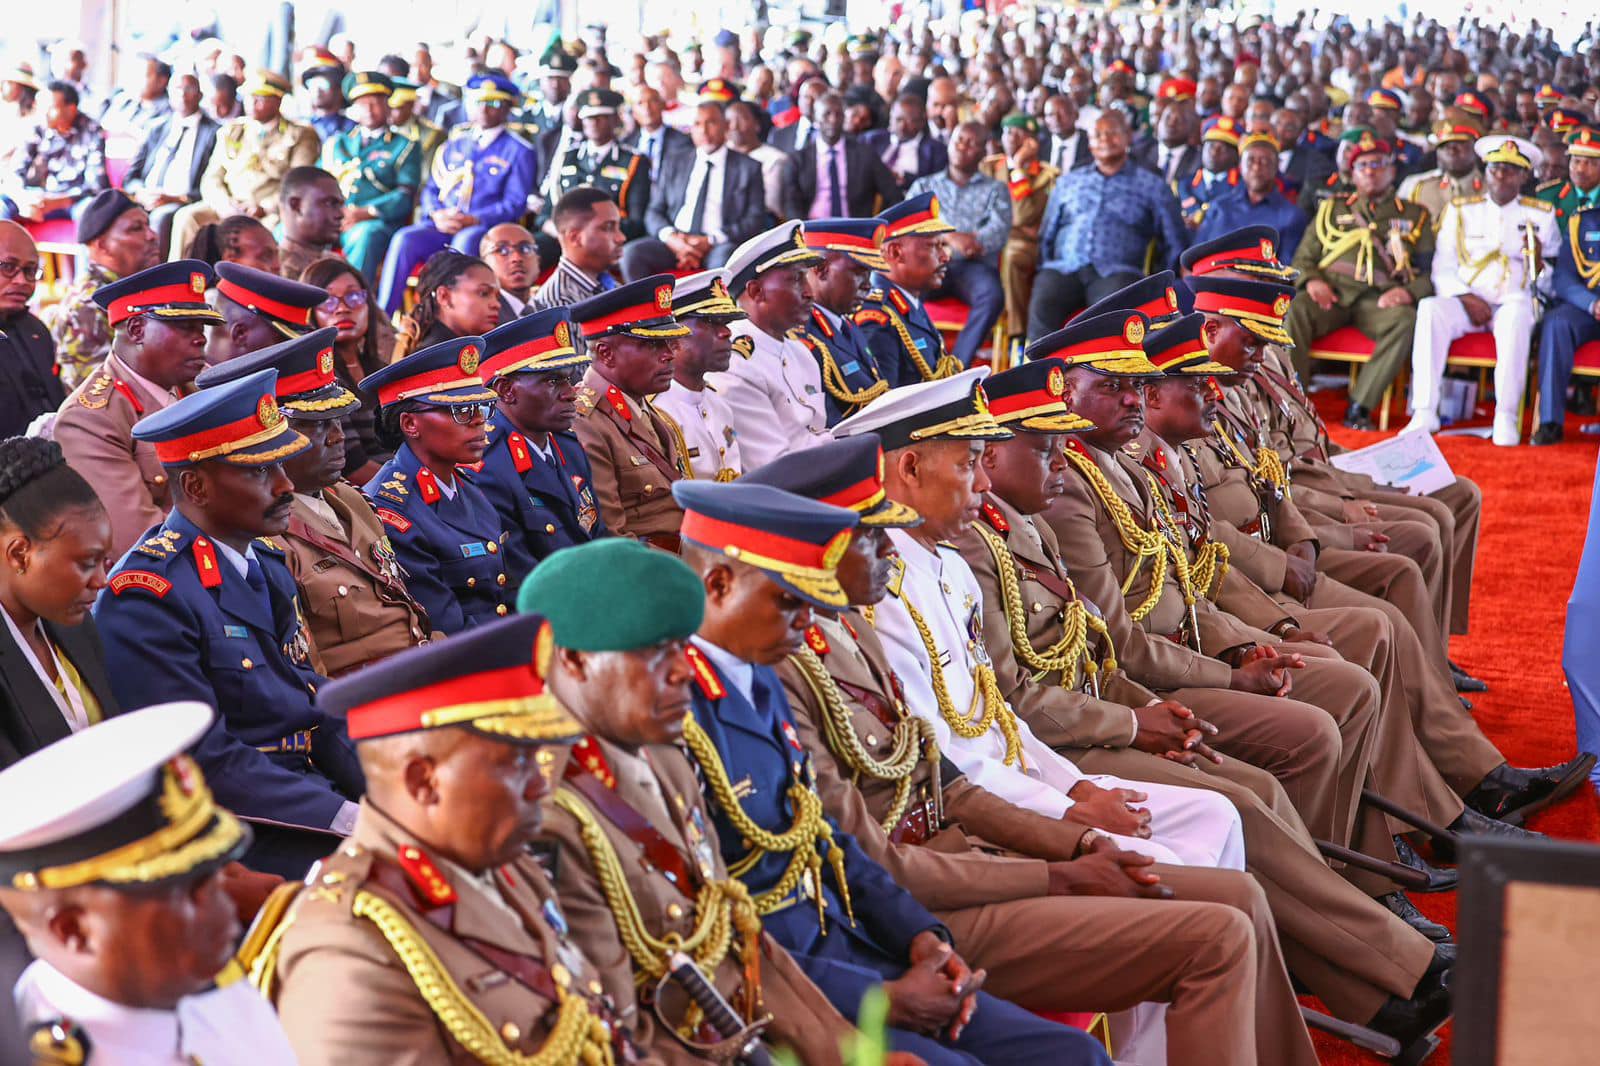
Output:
[{"xmin": 420, "ymin": 693, "xmax": 584, "ymax": 742}]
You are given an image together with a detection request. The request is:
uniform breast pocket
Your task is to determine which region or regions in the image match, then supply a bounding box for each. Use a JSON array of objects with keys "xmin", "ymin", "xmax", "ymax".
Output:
[
  {"xmin": 205, "ymin": 632, "xmax": 268, "ymax": 721},
  {"xmin": 323, "ymin": 575, "xmax": 376, "ymax": 642},
  {"xmin": 619, "ymin": 462, "xmax": 666, "ymax": 507},
  {"xmin": 135, "ymin": 443, "xmax": 171, "ymax": 505}
]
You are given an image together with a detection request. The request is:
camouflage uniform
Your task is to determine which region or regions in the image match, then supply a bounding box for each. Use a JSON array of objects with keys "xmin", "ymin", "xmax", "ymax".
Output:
[{"xmin": 45, "ymin": 261, "xmax": 116, "ymax": 391}]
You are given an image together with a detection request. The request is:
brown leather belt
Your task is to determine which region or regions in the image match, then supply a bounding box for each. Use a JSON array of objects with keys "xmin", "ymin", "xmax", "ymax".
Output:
[{"xmin": 889, "ymin": 794, "xmax": 938, "ymax": 846}]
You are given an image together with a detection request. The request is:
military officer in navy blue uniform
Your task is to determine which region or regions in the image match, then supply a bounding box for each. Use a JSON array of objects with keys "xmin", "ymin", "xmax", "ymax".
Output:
[
  {"xmin": 94, "ymin": 365, "xmax": 365, "ymax": 878},
  {"xmin": 673, "ymin": 478, "xmax": 1113, "ymax": 1066},
  {"xmin": 477, "ymin": 306, "xmax": 606, "ymax": 581},
  {"xmin": 853, "ymin": 193, "xmax": 963, "ymax": 387},
  {"xmin": 361, "ymin": 336, "xmax": 517, "ymax": 632},
  {"xmin": 1533, "ymin": 203, "xmax": 1600, "ymax": 444},
  {"xmin": 1193, "ymin": 131, "xmax": 1311, "ymax": 257},
  {"xmin": 800, "ymin": 218, "xmax": 892, "ymax": 424},
  {"xmin": 535, "ymin": 88, "xmax": 650, "ymax": 241},
  {"xmin": 377, "ymin": 72, "xmax": 539, "ymax": 315}
]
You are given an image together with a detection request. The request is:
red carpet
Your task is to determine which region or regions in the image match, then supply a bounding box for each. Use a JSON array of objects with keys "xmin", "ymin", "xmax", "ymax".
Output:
[{"xmin": 1302, "ymin": 392, "xmax": 1600, "ymax": 1064}]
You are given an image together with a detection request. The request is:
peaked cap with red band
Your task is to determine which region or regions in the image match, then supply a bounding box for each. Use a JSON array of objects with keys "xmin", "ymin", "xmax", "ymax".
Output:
[
  {"xmin": 1186, "ymin": 275, "xmax": 1296, "ymax": 346},
  {"xmin": 1157, "ymin": 77, "xmax": 1197, "ymax": 102},
  {"xmin": 133, "ymin": 367, "xmax": 310, "ymax": 467},
  {"xmin": 1073, "ymin": 271, "xmax": 1184, "ymax": 330},
  {"xmin": 569, "ymin": 273, "xmax": 689, "ymax": 341},
  {"xmin": 1026, "ymin": 310, "xmax": 1160, "ymax": 376},
  {"xmin": 804, "ymin": 218, "xmax": 891, "ymax": 272},
  {"xmin": 214, "ymin": 262, "xmax": 326, "ymax": 338},
  {"xmin": 193, "ymin": 326, "xmax": 357, "ymax": 420},
  {"xmin": 877, "ymin": 191, "xmax": 957, "ymax": 241},
  {"xmin": 319, "ymin": 612, "xmax": 582, "ymax": 744},
  {"xmin": 983, "ymin": 359, "xmax": 1095, "ymax": 432},
  {"xmin": 743, "ymin": 433, "xmax": 922, "ymax": 528},
  {"xmin": 362, "ymin": 335, "xmax": 496, "ymax": 409},
  {"xmin": 481, "ymin": 307, "xmax": 586, "ymax": 381},
  {"xmin": 1181, "ymin": 225, "xmax": 1298, "ymax": 281},
  {"xmin": 1144, "ymin": 312, "xmax": 1229, "ymax": 375},
  {"xmin": 92, "ymin": 260, "xmax": 224, "ymax": 328},
  {"xmin": 673, "ymin": 481, "xmax": 859, "ymax": 610},
  {"xmin": 1202, "ymin": 115, "xmax": 1243, "ymax": 146}
]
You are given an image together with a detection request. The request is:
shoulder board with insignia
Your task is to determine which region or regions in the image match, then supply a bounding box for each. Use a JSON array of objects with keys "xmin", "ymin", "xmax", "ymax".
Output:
[
  {"xmin": 854, "ymin": 308, "xmax": 890, "ymax": 326},
  {"xmin": 884, "ymin": 555, "xmax": 906, "ymax": 598},
  {"xmin": 375, "ymin": 507, "xmax": 413, "ymax": 532},
  {"xmin": 864, "ymin": 288, "xmax": 885, "ymax": 301},
  {"xmin": 980, "ymin": 501, "xmax": 1009, "ymax": 533},
  {"xmin": 109, "ymin": 570, "xmax": 173, "ymax": 598},
  {"xmin": 1536, "ymin": 179, "xmax": 1562, "ymax": 194},
  {"xmin": 574, "ymin": 387, "xmax": 598, "ymax": 415},
  {"xmin": 684, "ymin": 644, "xmax": 725, "ymax": 699},
  {"xmin": 804, "ymin": 624, "xmax": 830, "ymax": 655},
  {"xmin": 731, "ymin": 335, "xmax": 755, "ymax": 359},
  {"xmin": 1519, "ymin": 196, "xmax": 1554, "ymax": 213},
  {"xmin": 74, "ymin": 366, "xmax": 115, "ymax": 410},
  {"xmin": 254, "ymin": 537, "xmax": 284, "ymax": 554},
  {"xmin": 1451, "ymin": 194, "xmax": 1485, "ymax": 207}
]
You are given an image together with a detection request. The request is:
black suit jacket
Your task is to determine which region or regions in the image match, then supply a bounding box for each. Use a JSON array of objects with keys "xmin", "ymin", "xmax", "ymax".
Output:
[
  {"xmin": 769, "ymin": 121, "xmax": 810, "ymax": 156},
  {"xmin": 1042, "ymin": 129, "xmax": 1094, "ymax": 173},
  {"xmin": 791, "ymin": 136, "xmax": 903, "ymax": 219},
  {"xmin": 123, "ymin": 113, "xmax": 221, "ymax": 201},
  {"xmin": 644, "ymin": 147, "xmax": 773, "ymax": 247},
  {"xmin": 860, "ymin": 129, "xmax": 948, "ymax": 190},
  {"xmin": 1281, "ymin": 147, "xmax": 1336, "ymax": 208},
  {"xmin": 1132, "ymin": 137, "xmax": 1199, "ymax": 187},
  {"xmin": 0, "ymin": 615, "xmax": 120, "ymax": 768},
  {"xmin": 625, "ymin": 126, "xmax": 695, "ymax": 181},
  {"xmin": 0, "ymin": 312, "xmax": 64, "ymax": 439}
]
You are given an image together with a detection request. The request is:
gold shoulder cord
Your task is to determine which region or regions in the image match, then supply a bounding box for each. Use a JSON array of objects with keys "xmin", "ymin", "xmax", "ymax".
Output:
[
  {"xmin": 1570, "ymin": 213, "xmax": 1600, "ymax": 288},
  {"xmin": 1210, "ymin": 417, "xmax": 1288, "ymax": 494},
  {"xmin": 807, "ymin": 331, "xmax": 890, "ymax": 410},
  {"xmin": 884, "ymin": 306, "xmax": 961, "ymax": 381},
  {"xmin": 550, "ymin": 788, "xmax": 763, "ymax": 1036},
  {"xmin": 350, "ymin": 889, "xmax": 615, "ymax": 1066},
  {"xmin": 900, "ymin": 595, "xmax": 1027, "ymax": 770},
  {"xmin": 1454, "ymin": 204, "xmax": 1510, "ymax": 290},
  {"xmin": 972, "ymin": 521, "xmax": 1116, "ymax": 686},
  {"xmin": 787, "ymin": 644, "xmax": 939, "ymax": 834},
  {"xmin": 680, "ymin": 713, "xmax": 855, "ymax": 928},
  {"xmin": 1314, "ymin": 199, "xmax": 1377, "ymax": 284},
  {"xmin": 1144, "ymin": 472, "xmax": 1230, "ymax": 603},
  {"xmin": 651, "ymin": 405, "xmax": 695, "ymax": 479},
  {"xmin": 1062, "ymin": 448, "xmax": 1171, "ymax": 623}
]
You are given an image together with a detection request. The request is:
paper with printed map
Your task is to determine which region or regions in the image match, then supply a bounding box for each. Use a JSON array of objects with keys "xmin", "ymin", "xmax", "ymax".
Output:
[{"xmin": 1328, "ymin": 432, "xmax": 1456, "ymax": 496}]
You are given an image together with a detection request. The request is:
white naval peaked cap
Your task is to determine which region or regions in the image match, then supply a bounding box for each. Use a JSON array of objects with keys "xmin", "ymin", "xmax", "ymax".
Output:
[
  {"xmin": 724, "ymin": 220, "xmax": 824, "ymax": 294},
  {"xmin": 1475, "ymin": 134, "xmax": 1542, "ymax": 172},
  {"xmin": 832, "ymin": 367, "xmax": 1011, "ymax": 451}
]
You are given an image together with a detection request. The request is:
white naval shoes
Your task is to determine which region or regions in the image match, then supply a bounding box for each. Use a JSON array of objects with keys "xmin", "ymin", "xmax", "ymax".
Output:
[
  {"xmin": 1492, "ymin": 411, "xmax": 1522, "ymax": 446},
  {"xmin": 1402, "ymin": 410, "xmax": 1441, "ymax": 436}
]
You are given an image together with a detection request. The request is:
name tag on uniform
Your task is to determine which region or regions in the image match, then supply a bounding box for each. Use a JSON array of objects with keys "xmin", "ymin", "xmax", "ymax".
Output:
[
  {"xmin": 560, "ymin": 165, "xmax": 579, "ymax": 175},
  {"xmin": 1586, "ymin": 231, "xmax": 1600, "ymax": 241},
  {"xmin": 223, "ymin": 625, "xmax": 250, "ymax": 639},
  {"xmin": 460, "ymin": 542, "xmax": 488, "ymax": 558},
  {"xmin": 839, "ymin": 359, "xmax": 861, "ymax": 375},
  {"xmin": 913, "ymin": 337, "xmax": 929, "ymax": 350}
]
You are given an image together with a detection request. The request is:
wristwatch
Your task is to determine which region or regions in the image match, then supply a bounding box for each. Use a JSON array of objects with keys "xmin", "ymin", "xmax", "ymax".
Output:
[{"xmin": 1075, "ymin": 828, "xmax": 1110, "ymax": 857}]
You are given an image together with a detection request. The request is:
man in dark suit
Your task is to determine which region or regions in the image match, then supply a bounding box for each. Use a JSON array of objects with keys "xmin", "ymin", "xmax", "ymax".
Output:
[
  {"xmin": 862, "ymin": 92, "xmax": 947, "ymax": 191},
  {"xmin": 768, "ymin": 75, "xmax": 830, "ymax": 155},
  {"xmin": 122, "ymin": 73, "xmax": 220, "ymax": 256},
  {"xmin": 625, "ymin": 86, "xmax": 694, "ymax": 184},
  {"xmin": 1131, "ymin": 86, "xmax": 1200, "ymax": 190},
  {"xmin": 0, "ymin": 223, "xmax": 64, "ymax": 438},
  {"xmin": 633, "ymin": 101, "xmax": 771, "ymax": 273},
  {"xmin": 792, "ymin": 91, "xmax": 902, "ymax": 220},
  {"xmin": 1041, "ymin": 94, "xmax": 1092, "ymax": 173},
  {"xmin": 1271, "ymin": 106, "xmax": 1336, "ymax": 207}
]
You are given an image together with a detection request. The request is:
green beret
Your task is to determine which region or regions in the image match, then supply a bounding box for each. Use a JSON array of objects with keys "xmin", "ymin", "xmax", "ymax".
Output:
[
  {"xmin": 517, "ymin": 540, "xmax": 705, "ymax": 651},
  {"xmin": 1339, "ymin": 124, "xmax": 1374, "ymax": 145},
  {"xmin": 1001, "ymin": 113, "xmax": 1039, "ymax": 135}
]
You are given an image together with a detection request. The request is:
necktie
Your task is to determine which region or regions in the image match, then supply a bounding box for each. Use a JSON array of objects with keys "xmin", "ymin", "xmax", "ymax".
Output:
[
  {"xmin": 688, "ymin": 157, "xmax": 714, "ymax": 234},
  {"xmin": 828, "ymin": 145, "xmax": 845, "ymax": 216},
  {"xmin": 645, "ymin": 132, "xmax": 661, "ymax": 179},
  {"xmin": 1053, "ymin": 139, "xmax": 1067, "ymax": 172},
  {"xmin": 882, "ymin": 139, "xmax": 898, "ymax": 167},
  {"xmin": 244, "ymin": 555, "xmax": 272, "ymax": 618}
]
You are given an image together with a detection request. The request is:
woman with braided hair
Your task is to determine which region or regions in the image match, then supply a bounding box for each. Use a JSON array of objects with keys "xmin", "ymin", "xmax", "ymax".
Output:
[
  {"xmin": 0, "ymin": 437, "xmax": 119, "ymax": 766},
  {"xmin": 389, "ymin": 250, "xmax": 501, "ymax": 360},
  {"xmin": 185, "ymin": 214, "xmax": 280, "ymax": 275}
]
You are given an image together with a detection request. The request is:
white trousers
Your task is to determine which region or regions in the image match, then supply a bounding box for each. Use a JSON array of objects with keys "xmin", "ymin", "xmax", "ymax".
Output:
[
  {"xmin": 1078, "ymin": 773, "xmax": 1247, "ymax": 870},
  {"xmin": 1409, "ymin": 292, "xmax": 1535, "ymax": 421}
]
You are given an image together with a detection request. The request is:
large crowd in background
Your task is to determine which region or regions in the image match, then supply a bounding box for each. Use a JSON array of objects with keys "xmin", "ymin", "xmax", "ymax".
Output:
[{"xmin": 0, "ymin": 8, "xmax": 1597, "ymax": 1066}]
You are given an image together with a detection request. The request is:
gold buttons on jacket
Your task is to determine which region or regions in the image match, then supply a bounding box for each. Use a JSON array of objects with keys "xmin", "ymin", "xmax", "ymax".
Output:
[
  {"xmin": 486, "ymin": 541, "xmax": 498, "ymax": 554},
  {"xmin": 500, "ymin": 1022, "xmax": 521, "ymax": 1042},
  {"xmin": 1031, "ymin": 602, "xmax": 1043, "ymax": 613},
  {"xmin": 666, "ymin": 902, "xmax": 684, "ymax": 920},
  {"xmin": 240, "ymin": 658, "xmax": 254, "ymax": 670},
  {"xmin": 496, "ymin": 604, "xmax": 508, "ymax": 616},
  {"xmin": 466, "ymin": 577, "xmax": 477, "ymax": 588},
  {"xmin": 497, "ymin": 574, "xmax": 507, "ymax": 586},
  {"xmin": 153, "ymin": 473, "xmax": 168, "ymax": 486},
  {"xmin": 544, "ymin": 524, "xmax": 555, "ymax": 534},
  {"xmin": 337, "ymin": 585, "xmax": 349, "ymax": 597},
  {"xmin": 643, "ymin": 484, "xmax": 655, "ymax": 494}
]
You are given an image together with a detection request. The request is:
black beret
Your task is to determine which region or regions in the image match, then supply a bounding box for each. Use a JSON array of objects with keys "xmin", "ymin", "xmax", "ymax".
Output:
[{"xmin": 76, "ymin": 189, "xmax": 140, "ymax": 245}]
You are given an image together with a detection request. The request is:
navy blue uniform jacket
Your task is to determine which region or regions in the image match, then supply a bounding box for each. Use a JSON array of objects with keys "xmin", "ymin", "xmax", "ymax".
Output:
[{"xmin": 475, "ymin": 420, "xmax": 608, "ymax": 583}]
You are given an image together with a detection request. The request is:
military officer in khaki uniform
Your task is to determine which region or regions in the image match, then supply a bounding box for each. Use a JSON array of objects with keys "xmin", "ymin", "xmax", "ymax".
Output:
[
  {"xmin": 1397, "ymin": 117, "xmax": 1486, "ymax": 230},
  {"xmin": 53, "ymin": 260, "xmax": 224, "ymax": 559},
  {"xmin": 570, "ymin": 274, "xmax": 691, "ymax": 548},
  {"xmin": 263, "ymin": 613, "xmax": 631, "ymax": 1065},
  {"xmin": 170, "ymin": 71, "xmax": 321, "ymax": 264},
  {"xmin": 749, "ymin": 433, "xmax": 1324, "ymax": 1064},
  {"xmin": 524, "ymin": 538, "xmax": 854, "ymax": 1066},
  {"xmin": 194, "ymin": 327, "xmax": 436, "ymax": 677},
  {"xmin": 1284, "ymin": 131, "xmax": 1435, "ymax": 429}
]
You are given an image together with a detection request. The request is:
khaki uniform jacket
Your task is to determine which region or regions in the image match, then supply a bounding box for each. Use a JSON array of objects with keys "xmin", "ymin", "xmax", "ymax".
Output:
[
  {"xmin": 53, "ymin": 359, "xmax": 173, "ymax": 559},
  {"xmin": 1291, "ymin": 191, "xmax": 1435, "ymax": 304},
  {"xmin": 201, "ymin": 116, "xmax": 322, "ymax": 220},
  {"xmin": 272, "ymin": 802, "xmax": 633, "ymax": 1066},
  {"xmin": 953, "ymin": 495, "xmax": 1157, "ymax": 752},
  {"xmin": 780, "ymin": 611, "xmax": 1090, "ymax": 880},
  {"xmin": 1041, "ymin": 442, "xmax": 1233, "ymax": 693},
  {"xmin": 280, "ymin": 483, "xmax": 436, "ymax": 677},
  {"xmin": 1397, "ymin": 167, "xmax": 1484, "ymax": 233},
  {"xmin": 572, "ymin": 367, "xmax": 684, "ymax": 544},
  {"xmin": 537, "ymin": 740, "xmax": 849, "ymax": 1066}
]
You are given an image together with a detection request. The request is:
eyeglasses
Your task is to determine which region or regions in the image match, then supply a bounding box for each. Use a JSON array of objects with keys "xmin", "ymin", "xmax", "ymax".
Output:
[
  {"xmin": 484, "ymin": 241, "xmax": 537, "ymax": 257},
  {"xmin": 1352, "ymin": 159, "xmax": 1393, "ymax": 173},
  {"xmin": 0, "ymin": 259, "xmax": 44, "ymax": 281},
  {"xmin": 440, "ymin": 402, "xmax": 494, "ymax": 424},
  {"xmin": 317, "ymin": 290, "xmax": 369, "ymax": 312}
]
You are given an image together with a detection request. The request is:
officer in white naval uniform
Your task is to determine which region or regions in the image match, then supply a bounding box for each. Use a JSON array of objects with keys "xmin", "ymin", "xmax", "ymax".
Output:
[
  {"xmin": 1405, "ymin": 135, "xmax": 1559, "ymax": 445},
  {"xmin": 0, "ymin": 702, "xmax": 296, "ymax": 1066},
  {"xmin": 835, "ymin": 370, "xmax": 1247, "ymax": 871},
  {"xmin": 654, "ymin": 268, "xmax": 746, "ymax": 480},
  {"xmin": 706, "ymin": 221, "xmax": 833, "ymax": 468}
]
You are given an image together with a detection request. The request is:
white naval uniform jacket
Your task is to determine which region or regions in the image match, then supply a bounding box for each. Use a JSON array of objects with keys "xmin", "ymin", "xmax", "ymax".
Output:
[
  {"xmin": 15, "ymin": 959, "xmax": 297, "ymax": 1065},
  {"xmin": 870, "ymin": 529, "xmax": 1245, "ymax": 871},
  {"xmin": 1431, "ymin": 194, "xmax": 1560, "ymax": 304},
  {"xmin": 705, "ymin": 320, "xmax": 829, "ymax": 470},
  {"xmin": 653, "ymin": 377, "xmax": 744, "ymax": 480}
]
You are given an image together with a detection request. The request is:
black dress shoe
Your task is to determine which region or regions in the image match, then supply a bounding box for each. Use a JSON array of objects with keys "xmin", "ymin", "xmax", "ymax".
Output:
[
  {"xmin": 1448, "ymin": 660, "xmax": 1488, "ymax": 693},
  {"xmin": 1378, "ymin": 891, "xmax": 1453, "ymax": 942},
  {"xmin": 1344, "ymin": 403, "xmax": 1375, "ymax": 430},
  {"xmin": 1434, "ymin": 807, "xmax": 1545, "ymax": 861},
  {"xmin": 1464, "ymin": 754, "xmax": 1597, "ymax": 825},
  {"xmin": 1394, "ymin": 836, "xmax": 1459, "ymax": 892},
  {"xmin": 1368, "ymin": 961, "xmax": 1451, "ymax": 1063},
  {"xmin": 1531, "ymin": 422, "xmax": 1564, "ymax": 445}
]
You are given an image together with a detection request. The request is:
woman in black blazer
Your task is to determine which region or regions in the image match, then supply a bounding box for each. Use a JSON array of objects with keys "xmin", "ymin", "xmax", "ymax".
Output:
[{"xmin": 0, "ymin": 438, "xmax": 120, "ymax": 766}]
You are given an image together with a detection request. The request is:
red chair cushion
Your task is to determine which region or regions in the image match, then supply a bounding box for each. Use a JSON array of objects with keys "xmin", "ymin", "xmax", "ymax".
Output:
[
  {"xmin": 1031, "ymin": 1009, "xmax": 1102, "ymax": 1032},
  {"xmin": 24, "ymin": 219, "xmax": 78, "ymax": 247},
  {"xmin": 925, "ymin": 297, "xmax": 970, "ymax": 332},
  {"xmin": 1447, "ymin": 331, "xmax": 1497, "ymax": 361},
  {"xmin": 1576, "ymin": 341, "xmax": 1600, "ymax": 373},
  {"xmin": 1312, "ymin": 325, "xmax": 1375, "ymax": 356}
]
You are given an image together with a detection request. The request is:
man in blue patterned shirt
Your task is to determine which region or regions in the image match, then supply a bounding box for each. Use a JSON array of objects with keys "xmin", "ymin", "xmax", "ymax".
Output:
[{"xmin": 1026, "ymin": 110, "xmax": 1188, "ymax": 341}]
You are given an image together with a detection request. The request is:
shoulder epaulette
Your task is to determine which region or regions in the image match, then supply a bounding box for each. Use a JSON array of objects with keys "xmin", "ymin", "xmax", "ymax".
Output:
[
  {"xmin": 254, "ymin": 536, "xmax": 284, "ymax": 554},
  {"xmin": 74, "ymin": 365, "xmax": 114, "ymax": 410},
  {"xmin": 501, "ymin": 128, "xmax": 535, "ymax": 151},
  {"xmin": 731, "ymin": 335, "xmax": 755, "ymax": 359},
  {"xmin": 1535, "ymin": 178, "xmax": 1562, "ymax": 194},
  {"xmin": 574, "ymin": 387, "xmax": 599, "ymax": 416},
  {"xmin": 134, "ymin": 529, "xmax": 182, "ymax": 558},
  {"xmin": 1520, "ymin": 196, "xmax": 1554, "ymax": 213},
  {"xmin": 1451, "ymin": 193, "xmax": 1486, "ymax": 207},
  {"xmin": 884, "ymin": 555, "xmax": 906, "ymax": 598}
]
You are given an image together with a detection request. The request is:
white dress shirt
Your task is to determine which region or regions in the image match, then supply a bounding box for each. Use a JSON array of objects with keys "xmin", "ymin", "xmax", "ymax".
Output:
[
  {"xmin": 872, "ymin": 530, "xmax": 1244, "ymax": 870},
  {"xmin": 0, "ymin": 603, "xmax": 91, "ymax": 731},
  {"xmin": 890, "ymin": 133, "xmax": 925, "ymax": 178},
  {"xmin": 1051, "ymin": 130, "xmax": 1081, "ymax": 173},
  {"xmin": 14, "ymin": 961, "xmax": 298, "ymax": 1066},
  {"xmin": 159, "ymin": 112, "xmax": 204, "ymax": 197},
  {"xmin": 704, "ymin": 320, "xmax": 829, "ymax": 469},
  {"xmin": 653, "ymin": 378, "xmax": 743, "ymax": 480},
  {"xmin": 671, "ymin": 145, "xmax": 730, "ymax": 243}
]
